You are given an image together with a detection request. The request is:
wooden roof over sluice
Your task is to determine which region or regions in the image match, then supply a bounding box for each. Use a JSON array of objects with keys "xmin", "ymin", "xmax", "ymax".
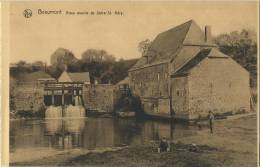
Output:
[{"xmin": 43, "ymin": 82, "xmax": 84, "ymax": 91}]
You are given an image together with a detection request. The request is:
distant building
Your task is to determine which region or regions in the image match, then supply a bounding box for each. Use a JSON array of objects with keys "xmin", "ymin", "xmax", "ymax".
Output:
[
  {"xmin": 58, "ymin": 71, "xmax": 90, "ymax": 84},
  {"xmin": 128, "ymin": 20, "xmax": 250, "ymax": 120}
]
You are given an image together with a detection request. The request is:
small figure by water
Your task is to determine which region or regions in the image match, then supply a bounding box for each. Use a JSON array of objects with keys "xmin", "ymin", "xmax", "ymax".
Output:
[
  {"xmin": 208, "ymin": 111, "xmax": 215, "ymax": 134},
  {"xmin": 158, "ymin": 137, "xmax": 169, "ymax": 153}
]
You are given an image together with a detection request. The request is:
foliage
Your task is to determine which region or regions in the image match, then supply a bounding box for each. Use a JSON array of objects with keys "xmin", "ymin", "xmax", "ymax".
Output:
[
  {"xmin": 50, "ymin": 48, "xmax": 78, "ymax": 70},
  {"xmin": 9, "ymin": 77, "xmax": 16, "ymax": 111},
  {"xmin": 46, "ymin": 64, "xmax": 64, "ymax": 79},
  {"xmin": 114, "ymin": 91, "xmax": 143, "ymax": 115},
  {"xmin": 10, "ymin": 56, "xmax": 138, "ymax": 85},
  {"xmin": 81, "ymin": 49, "xmax": 116, "ymax": 63},
  {"xmin": 32, "ymin": 61, "xmax": 45, "ymax": 71},
  {"xmin": 16, "ymin": 110, "xmax": 34, "ymax": 118},
  {"xmin": 138, "ymin": 39, "xmax": 151, "ymax": 56},
  {"xmin": 66, "ymin": 59, "xmax": 137, "ymax": 84},
  {"xmin": 214, "ymin": 29, "xmax": 257, "ymax": 87}
]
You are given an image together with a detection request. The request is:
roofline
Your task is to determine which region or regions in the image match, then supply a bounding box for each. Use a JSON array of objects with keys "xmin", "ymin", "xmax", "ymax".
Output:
[
  {"xmin": 170, "ymin": 49, "xmax": 201, "ymax": 75},
  {"xmin": 154, "ymin": 20, "xmax": 193, "ymax": 40},
  {"xmin": 128, "ymin": 61, "xmax": 168, "ymax": 72},
  {"xmin": 67, "ymin": 72, "xmax": 89, "ymax": 74},
  {"xmin": 183, "ymin": 43, "xmax": 217, "ymax": 47},
  {"xmin": 170, "ymin": 48, "xmax": 212, "ymax": 76},
  {"xmin": 171, "ymin": 73, "xmax": 189, "ymax": 78}
]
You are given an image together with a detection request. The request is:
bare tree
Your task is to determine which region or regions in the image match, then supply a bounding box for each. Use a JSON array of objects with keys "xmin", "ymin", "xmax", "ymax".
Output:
[{"xmin": 138, "ymin": 39, "xmax": 151, "ymax": 56}]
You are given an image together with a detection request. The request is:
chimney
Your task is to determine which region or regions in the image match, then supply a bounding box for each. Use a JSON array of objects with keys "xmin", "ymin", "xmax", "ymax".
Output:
[
  {"xmin": 205, "ymin": 26, "xmax": 212, "ymax": 43},
  {"xmin": 143, "ymin": 55, "xmax": 149, "ymax": 64}
]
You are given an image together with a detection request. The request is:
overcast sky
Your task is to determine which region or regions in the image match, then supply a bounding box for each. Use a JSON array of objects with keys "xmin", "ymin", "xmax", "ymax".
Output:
[{"xmin": 10, "ymin": 1, "xmax": 258, "ymax": 64}]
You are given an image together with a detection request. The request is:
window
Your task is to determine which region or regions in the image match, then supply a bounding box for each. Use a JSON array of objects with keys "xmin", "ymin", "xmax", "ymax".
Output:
[{"xmin": 177, "ymin": 90, "xmax": 180, "ymax": 96}]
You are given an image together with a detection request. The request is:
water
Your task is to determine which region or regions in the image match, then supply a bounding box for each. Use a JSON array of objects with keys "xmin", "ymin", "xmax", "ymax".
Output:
[
  {"xmin": 10, "ymin": 117, "xmax": 198, "ymax": 163},
  {"xmin": 45, "ymin": 105, "xmax": 85, "ymax": 118}
]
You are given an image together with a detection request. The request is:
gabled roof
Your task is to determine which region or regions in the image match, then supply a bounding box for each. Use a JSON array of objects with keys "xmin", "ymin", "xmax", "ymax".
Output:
[
  {"xmin": 58, "ymin": 71, "xmax": 90, "ymax": 83},
  {"xmin": 173, "ymin": 48, "xmax": 212, "ymax": 77},
  {"xmin": 172, "ymin": 48, "xmax": 229, "ymax": 77},
  {"xmin": 68, "ymin": 72, "xmax": 90, "ymax": 82},
  {"xmin": 129, "ymin": 20, "xmax": 216, "ymax": 71}
]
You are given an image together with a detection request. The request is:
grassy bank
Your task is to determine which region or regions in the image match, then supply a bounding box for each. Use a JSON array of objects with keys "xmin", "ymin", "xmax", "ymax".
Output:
[
  {"xmin": 65, "ymin": 144, "xmax": 255, "ymax": 167},
  {"xmin": 64, "ymin": 114, "xmax": 257, "ymax": 167}
]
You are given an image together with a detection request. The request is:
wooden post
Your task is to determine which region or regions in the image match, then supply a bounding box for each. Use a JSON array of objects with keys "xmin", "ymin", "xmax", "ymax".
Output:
[
  {"xmin": 62, "ymin": 91, "xmax": 64, "ymax": 105},
  {"xmin": 52, "ymin": 90, "xmax": 54, "ymax": 105}
]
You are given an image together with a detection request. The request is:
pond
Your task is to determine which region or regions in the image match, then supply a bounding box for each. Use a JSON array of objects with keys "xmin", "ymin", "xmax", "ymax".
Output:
[{"xmin": 10, "ymin": 117, "xmax": 198, "ymax": 163}]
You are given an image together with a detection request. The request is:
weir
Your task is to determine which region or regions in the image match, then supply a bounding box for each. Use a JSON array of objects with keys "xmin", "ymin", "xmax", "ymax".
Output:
[{"xmin": 44, "ymin": 81, "xmax": 86, "ymax": 118}]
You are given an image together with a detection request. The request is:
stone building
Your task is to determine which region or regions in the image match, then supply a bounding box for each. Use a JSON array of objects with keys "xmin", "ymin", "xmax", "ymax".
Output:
[{"xmin": 128, "ymin": 20, "xmax": 251, "ymax": 120}]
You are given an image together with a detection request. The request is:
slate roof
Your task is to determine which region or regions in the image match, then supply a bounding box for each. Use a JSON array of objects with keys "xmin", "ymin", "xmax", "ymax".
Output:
[
  {"xmin": 173, "ymin": 49, "xmax": 212, "ymax": 77},
  {"xmin": 129, "ymin": 20, "xmax": 216, "ymax": 71},
  {"xmin": 67, "ymin": 72, "xmax": 90, "ymax": 82},
  {"xmin": 172, "ymin": 48, "xmax": 229, "ymax": 77}
]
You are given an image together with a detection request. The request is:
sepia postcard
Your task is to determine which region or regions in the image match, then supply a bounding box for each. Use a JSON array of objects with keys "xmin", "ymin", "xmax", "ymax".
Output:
[{"xmin": 1, "ymin": 1, "xmax": 259, "ymax": 166}]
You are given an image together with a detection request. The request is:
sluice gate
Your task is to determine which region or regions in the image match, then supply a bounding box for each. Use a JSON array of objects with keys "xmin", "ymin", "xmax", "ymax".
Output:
[{"xmin": 43, "ymin": 81, "xmax": 86, "ymax": 118}]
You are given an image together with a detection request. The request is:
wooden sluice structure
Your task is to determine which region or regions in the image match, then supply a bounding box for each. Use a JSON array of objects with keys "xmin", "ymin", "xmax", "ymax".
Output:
[{"xmin": 43, "ymin": 81, "xmax": 84, "ymax": 107}]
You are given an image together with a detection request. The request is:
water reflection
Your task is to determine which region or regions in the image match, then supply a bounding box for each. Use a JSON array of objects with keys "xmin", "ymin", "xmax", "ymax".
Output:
[
  {"xmin": 45, "ymin": 119, "xmax": 85, "ymax": 149},
  {"xmin": 10, "ymin": 118, "xmax": 197, "ymax": 156}
]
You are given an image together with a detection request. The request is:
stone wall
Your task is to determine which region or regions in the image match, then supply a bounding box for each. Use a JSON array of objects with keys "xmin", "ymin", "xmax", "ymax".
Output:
[
  {"xmin": 188, "ymin": 57, "xmax": 251, "ymax": 119},
  {"xmin": 83, "ymin": 84, "xmax": 115, "ymax": 112},
  {"xmin": 14, "ymin": 82, "xmax": 116, "ymax": 113},
  {"xmin": 171, "ymin": 76, "xmax": 189, "ymax": 119},
  {"xmin": 129, "ymin": 63, "xmax": 170, "ymax": 116},
  {"xmin": 129, "ymin": 63, "xmax": 169, "ymax": 98},
  {"xmin": 14, "ymin": 82, "xmax": 45, "ymax": 112}
]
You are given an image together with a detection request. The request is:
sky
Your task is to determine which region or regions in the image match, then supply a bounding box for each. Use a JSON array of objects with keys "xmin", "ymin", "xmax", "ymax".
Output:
[{"xmin": 9, "ymin": 1, "xmax": 258, "ymax": 64}]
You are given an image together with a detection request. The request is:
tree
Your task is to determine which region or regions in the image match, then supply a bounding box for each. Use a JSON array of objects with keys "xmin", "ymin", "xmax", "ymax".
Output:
[
  {"xmin": 214, "ymin": 29, "xmax": 257, "ymax": 87},
  {"xmin": 32, "ymin": 61, "xmax": 45, "ymax": 71},
  {"xmin": 10, "ymin": 77, "xmax": 16, "ymax": 112},
  {"xmin": 50, "ymin": 48, "xmax": 78, "ymax": 70},
  {"xmin": 81, "ymin": 49, "xmax": 116, "ymax": 63},
  {"xmin": 46, "ymin": 65, "xmax": 63, "ymax": 79},
  {"xmin": 138, "ymin": 39, "xmax": 151, "ymax": 56}
]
